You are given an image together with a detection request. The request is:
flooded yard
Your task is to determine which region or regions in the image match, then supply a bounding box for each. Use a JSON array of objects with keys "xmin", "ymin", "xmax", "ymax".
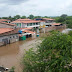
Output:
[
  {"xmin": 0, "ymin": 26, "xmax": 69, "ymax": 72},
  {"xmin": 0, "ymin": 38, "xmax": 41, "ymax": 72}
]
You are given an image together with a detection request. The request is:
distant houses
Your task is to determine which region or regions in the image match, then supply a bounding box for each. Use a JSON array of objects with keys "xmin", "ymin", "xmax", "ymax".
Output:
[
  {"xmin": 0, "ymin": 18, "xmax": 65, "ymax": 46},
  {"xmin": 0, "ymin": 21, "xmax": 16, "ymax": 28},
  {"xmin": 0, "ymin": 19, "xmax": 10, "ymax": 23}
]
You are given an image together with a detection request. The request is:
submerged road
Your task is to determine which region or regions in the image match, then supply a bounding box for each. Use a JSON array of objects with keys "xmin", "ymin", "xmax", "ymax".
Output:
[{"xmin": 0, "ymin": 38, "xmax": 41, "ymax": 72}]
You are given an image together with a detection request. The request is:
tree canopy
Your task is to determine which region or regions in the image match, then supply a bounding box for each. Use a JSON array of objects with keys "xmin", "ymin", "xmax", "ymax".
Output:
[{"xmin": 22, "ymin": 32, "xmax": 72, "ymax": 72}]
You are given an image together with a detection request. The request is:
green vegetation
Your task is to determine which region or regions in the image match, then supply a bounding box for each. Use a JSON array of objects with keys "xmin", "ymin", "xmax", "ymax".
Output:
[
  {"xmin": 22, "ymin": 31, "xmax": 72, "ymax": 72},
  {"xmin": 9, "ymin": 66, "xmax": 15, "ymax": 72},
  {"xmin": 54, "ymin": 14, "xmax": 72, "ymax": 28}
]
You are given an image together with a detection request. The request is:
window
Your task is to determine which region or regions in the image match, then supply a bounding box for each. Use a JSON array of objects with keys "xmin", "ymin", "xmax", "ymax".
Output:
[
  {"xmin": 33, "ymin": 23, "xmax": 35, "ymax": 25},
  {"xmin": 10, "ymin": 37, "xmax": 11, "ymax": 38},
  {"xmin": 13, "ymin": 36, "xmax": 15, "ymax": 38},
  {"xmin": 30, "ymin": 23, "xmax": 32, "ymax": 26},
  {"xmin": 36, "ymin": 23, "xmax": 38, "ymax": 25},
  {"xmin": 27, "ymin": 23, "xmax": 29, "ymax": 26},
  {"xmin": 17, "ymin": 23, "xmax": 18, "ymax": 26},
  {"xmin": 20, "ymin": 24, "xmax": 21, "ymax": 27}
]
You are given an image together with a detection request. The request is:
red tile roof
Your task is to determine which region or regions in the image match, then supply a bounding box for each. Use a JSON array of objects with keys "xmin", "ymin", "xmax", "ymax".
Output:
[
  {"xmin": 11, "ymin": 19, "xmax": 40, "ymax": 24},
  {"xmin": 0, "ymin": 19, "xmax": 10, "ymax": 22},
  {"xmin": 0, "ymin": 28, "xmax": 14, "ymax": 34},
  {"xmin": 0, "ymin": 21, "xmax": 16, "ymax": 26},
  {"xmin": 17, "ymin": 19, "xmax": 32, "ymax": 21},
  {"xmin": 51, "ymin": 23, "xmax": 61, "ymax": 25},
  {"xmin": 43, "ymin": 18, "xmax": 55, "ymax": 20},
  {"xmin": 23, "ymin": 30, "xmax": 35, "ymax": 34}
]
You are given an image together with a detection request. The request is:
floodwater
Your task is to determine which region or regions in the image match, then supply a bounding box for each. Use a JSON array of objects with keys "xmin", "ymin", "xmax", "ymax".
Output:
[
  {"xmin": 0, "ymin": 26, "xmax": 68, "ymax": 72},
  {"xmin": 0, "ymin": 38, "xmax": 41, "ymax": 72}
]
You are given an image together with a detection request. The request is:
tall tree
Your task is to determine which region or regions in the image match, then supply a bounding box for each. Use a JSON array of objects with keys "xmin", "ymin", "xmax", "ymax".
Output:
[
  {"xmin": 61, "ymin": 14, "xmax": 67, "ymax": 18},
  {"xmin": 21, "ymin": 16, "xmax": 26, "ymax": 19},
  {"xmin": 28, "ymin": 14, "xmax": 34, "ymax": 19},
  {"xmin": 14, "ymin": 15, "xmax": 21, "ymax": 19}
]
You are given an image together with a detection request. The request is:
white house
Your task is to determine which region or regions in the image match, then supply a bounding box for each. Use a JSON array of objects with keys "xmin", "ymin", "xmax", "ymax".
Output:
[{"xmin": 11, "ymin": 19, "xmax": 40, "ymax": 28}]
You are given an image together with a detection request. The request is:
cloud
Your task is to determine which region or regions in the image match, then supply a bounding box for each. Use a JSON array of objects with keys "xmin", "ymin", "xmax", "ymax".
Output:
[
  {"xmin": 0, "ymin": 0, "xmax": 29, "ymax": 5},
  {"xmin": 0, "ymin": 0, "xmax": 72, "ymax": 17}
]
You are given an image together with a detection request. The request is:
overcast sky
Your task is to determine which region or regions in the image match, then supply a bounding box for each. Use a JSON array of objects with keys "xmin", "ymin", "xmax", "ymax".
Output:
[{"xmin": 0, "ymin": 0, "xmax": 72, "ymax": 17}]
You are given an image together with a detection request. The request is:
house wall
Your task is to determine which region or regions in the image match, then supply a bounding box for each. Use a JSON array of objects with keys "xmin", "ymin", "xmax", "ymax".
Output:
[
  {"xmin": 40, "ymin": 22, "xmax": 45, "ymax": 26},
  {"xmin": 40, "ymin": 24, "xmax": 66, "ymax": 33},
  {"xmin": 0, "ymin": 34, "xmax": 19, "ymax": 46},
  {"xmin": 25, "ymin": 23, "xmax": 40, "ymax": 28},
  {"xmin": 0, "ymin": 23, "xmax": 15, "ymax": 28}
]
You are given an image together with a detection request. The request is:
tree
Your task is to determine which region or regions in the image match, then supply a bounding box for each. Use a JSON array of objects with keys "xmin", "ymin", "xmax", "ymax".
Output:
[
  {"xmin": 28, "ymin": 14, "xmax": 34, "ymax": 19},
  {"xmin": 61, "ymin": 14, "xmax": 67, "ymax": 18},
  {"xmin": 34, "ymin": 16, "xmax": 42, "ymax": 19},
  {"xmin": 57, "ymin": 17, "xmax": 65, "ymax": 23},
  {"xmin": 21, "ymin": 16, "xmax": 26, "ymax": 19},
  {"xmin": 14, "ymin": 15, "xmax": 21, "ymax": 19},
  {"xmin": 22, "ymin": 32, "xmax": 72, "ymax": 72}
]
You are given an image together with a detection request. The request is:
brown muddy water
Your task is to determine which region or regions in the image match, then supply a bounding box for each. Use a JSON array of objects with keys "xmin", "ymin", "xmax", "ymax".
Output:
[
  {"xmin": 0, "ymin": 27, "xmax": 67, "ymax": 72},
  {"xmin": 0, "ymin": 38, "xmax": 41, "ymax": 72}
]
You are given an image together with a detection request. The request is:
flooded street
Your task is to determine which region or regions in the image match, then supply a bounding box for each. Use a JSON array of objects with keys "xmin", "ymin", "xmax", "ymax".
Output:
[
  {"xmin": 0, "ymin": 26, "xmax": 68, "ymax": 72},
  {"xmin": 0, "ymin": 38, "xmax": 41, "ymax": 72}
]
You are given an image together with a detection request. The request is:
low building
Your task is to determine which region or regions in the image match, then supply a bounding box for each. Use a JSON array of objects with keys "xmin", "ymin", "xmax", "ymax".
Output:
[
  {"xmin": 0, "ymin": 28, "xmax": 19, "ymax": 46},
  {"xmin": 0, "ymin": 21, "xmax": 16, "ymax": 28},
  {"xmin": 0, "ymin": 19, "xmax": 10, "ymax": 23},
  {"xmin": 11, "ymin": 19, "xmax": 40, "ymax": 28},
  {"xmin": 51, "ymin": 23, "xmax": 63, "ymax": 26},
  {"xmin": 34, "ymin": 18, "xmax": 55, "ymax": 26},
  {"xmin": 19, "ymin": 27, "xmax": 36, "ymax": 39}
]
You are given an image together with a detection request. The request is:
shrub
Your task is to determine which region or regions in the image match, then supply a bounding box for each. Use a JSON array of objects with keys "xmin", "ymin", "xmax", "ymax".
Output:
[{"xmin": 22, "ymin": 33, "xmax": 72, "ymax": 72}]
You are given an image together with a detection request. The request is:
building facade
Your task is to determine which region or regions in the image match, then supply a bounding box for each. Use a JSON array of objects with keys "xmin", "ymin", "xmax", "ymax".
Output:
[
  {"xmin": 0, "ymin": 28, "xmax": 19, "ymax": 46},
  {"xmin": 11, "ymin": 19, "xmax": 40, "ymax": 28},
  {"xmin": 0, "ymin": 22, "xmax": 16, "ymax": 28}
]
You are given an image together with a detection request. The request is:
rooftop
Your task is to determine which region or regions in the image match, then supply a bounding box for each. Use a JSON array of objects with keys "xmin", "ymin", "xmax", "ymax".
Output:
[
  {"xmin": 0, "ymin": 28, "xmax": 14, "ymax": 34},
  {"xmin": 43, "ymin": 18, "xmax": 55, "ymax": 20},
  {"xmin": 51, "ymin": 23, "xmax": 61, "ymax": 25},
  {"xmin": 0, "ymin": 21, "xmax": 16, "ymax": 26},
  {"xmin": 0, "ymin": 19, "xmax": 10, "ymax": 22},
  {"xmin": 11, "ymin": 19, "xmax": 40, "ymax": 24}
]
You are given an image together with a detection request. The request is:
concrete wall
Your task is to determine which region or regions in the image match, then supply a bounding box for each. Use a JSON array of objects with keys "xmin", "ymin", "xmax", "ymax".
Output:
[
  {"xmin": 40, "ymin": 24, "xmax": 66, "ymax": 33},
  {"xmin": 0, "ymin": 23, "xmax": 15, "ymax": 28},
  {"xmin": 40, "ymin": 22, "xmax": 45, "ymax": 26},
  {"xmin": 0, "ymin": 34, "xmax": 19, "ymax": 46}
]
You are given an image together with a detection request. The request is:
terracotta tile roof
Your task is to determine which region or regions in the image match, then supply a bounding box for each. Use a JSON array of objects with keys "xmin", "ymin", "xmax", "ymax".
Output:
[
  {"xmin": 0, "ymin": 28, "xmax": 14, "ymax": 34},
  {"xmin": 51, "ymin": 23, "xmax": 61, "ymax": 25},
  {"xmin": 20, "ymin": 27, "xmax": 33, "ymax": 30},
  {"xmin": 0, "ymin": 21, "xmax": 16, "ymax": 26},
  {"xmin": 0, "ymin": 19, "xmax": 10, "ymax": 22},
  {"xmin": 11, "ymin": 19, "xmax": 40, "ymax": 24},
  {"xmin": 43, "ymin": 18, "xmax": 55, "ymax": 20},
  {"xmin": 23, "ymin": 30, "xmax": 35, "ymax": 34},
  {"xmin": 17, "ymin": 19, "xmax": 32, "ymax": 21}
]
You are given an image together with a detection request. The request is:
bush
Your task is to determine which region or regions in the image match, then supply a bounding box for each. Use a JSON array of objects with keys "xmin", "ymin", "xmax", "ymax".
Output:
[{"xmin": 22, "ymin": 33, "xmax": 72, "ymax": 72}]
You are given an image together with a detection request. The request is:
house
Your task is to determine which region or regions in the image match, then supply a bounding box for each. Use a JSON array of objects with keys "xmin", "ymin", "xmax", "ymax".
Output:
[
  {"xmin": 19, "ymin": 27, "xmax": 36, "ymax": 39},
  {"xmin": 34, "ymin": 18, "xmax": 55, "ymax": 27},
  {"xmin": 0, "ymin": 21, "xmax": 16, "ymax": 28},
  {"xmin": 0, "ymin": 19, "xmax": 10, "ymax": 23},
  {"xmin": 11, "ymin": 19, "xmax": 40, "ymax": 28},
  {"xmin": 51, "ymin": 23, "xmax": 63, "ymax": 26},
  {"xmin": 0, "ymin": 28, "xmax": 19, "ymax": 46}
]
